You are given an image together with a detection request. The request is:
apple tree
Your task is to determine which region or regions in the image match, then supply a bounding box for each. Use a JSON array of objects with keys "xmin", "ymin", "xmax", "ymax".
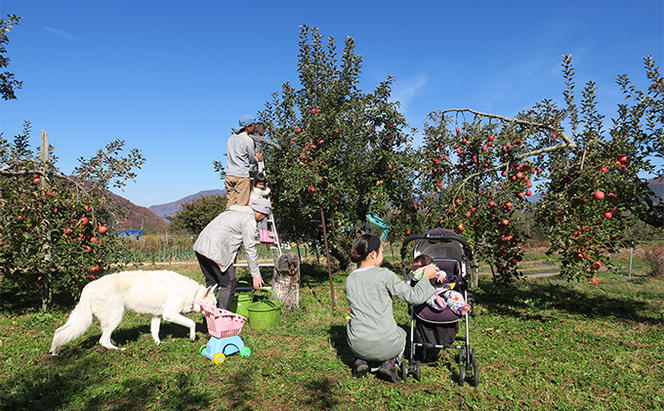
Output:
[
  {"xmin": 0, "ymin": 123, "xmax": 145, "ymax": 309},
  {"xmin": 414, "ymin": 55, "xmax": 663, "ymax": 284},
  {"xmin": 259, "ymin": 26, "xmax": 418, "ymax": 269},
  {"xmin": 535, "ymin": 55, "xmax": 664, "ymax": 282},
  {"xmin": 413, "ymin": 103, "xmax": 574, "ymax": 283}
]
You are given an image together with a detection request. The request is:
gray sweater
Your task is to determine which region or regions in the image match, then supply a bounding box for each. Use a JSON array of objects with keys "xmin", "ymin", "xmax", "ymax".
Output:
[
  {"xmin": 226, "ymin": 131, "xmax": 257, "ymax": 178},
  {"xmin": 345, "ymin": 266, "xmax": 436, "ymax": 361},
  {"xmin": 192, "ymin": 205, "xmax": 261, "ymax": 278}
]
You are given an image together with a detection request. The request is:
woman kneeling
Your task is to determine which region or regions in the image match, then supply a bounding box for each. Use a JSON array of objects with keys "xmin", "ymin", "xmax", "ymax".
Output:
[{"xmin": 344, "ymin": 234, "xmax": 438, "ymax": 382}]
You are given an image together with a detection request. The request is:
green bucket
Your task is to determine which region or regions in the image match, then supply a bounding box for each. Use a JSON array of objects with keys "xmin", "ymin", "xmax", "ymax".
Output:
[
  {"xmin": 230, "ymin": 293, "xmax": 252, "ymax": 318},
  {"xmin": 230, "ymin": 281, "xmax": 251, "ymax": 318},
  {"xmin": 247, "ymin": 288, "xmax": 281, "ymax": 329}
]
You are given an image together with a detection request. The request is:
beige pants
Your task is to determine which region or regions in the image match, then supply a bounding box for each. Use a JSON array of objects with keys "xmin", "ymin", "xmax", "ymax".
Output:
[{"xmin": 225, "ymin": 175, "xmax": 251, "ymax": 208}]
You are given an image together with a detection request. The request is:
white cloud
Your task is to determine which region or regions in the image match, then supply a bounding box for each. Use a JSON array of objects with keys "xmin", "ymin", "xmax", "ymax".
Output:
[
  {"xmin": 44, "ymin": 27, "xmax": 76, "ymax": 40},
  {"xmin": 390, "ymin": 74, "xmax": 428, "ymax": 113}
]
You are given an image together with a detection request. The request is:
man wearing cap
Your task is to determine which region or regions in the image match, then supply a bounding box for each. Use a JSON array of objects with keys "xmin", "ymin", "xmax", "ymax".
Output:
[
  {"xmin": 193, "ymin": 197, "xmax": 272, "ymax": 309},
  {"xmin": 225, "ymin": 115, "xmax": 263, "ymax": 208}
]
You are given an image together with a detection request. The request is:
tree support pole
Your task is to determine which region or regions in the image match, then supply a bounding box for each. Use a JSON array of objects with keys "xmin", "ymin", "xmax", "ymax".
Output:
[
  {"xmin": 41, "ymin": 130, "xmax": 52, "ymax": 310},
  {"xmin": 320, "ymin": 208, "xmax": 336, "ymax": 309}
]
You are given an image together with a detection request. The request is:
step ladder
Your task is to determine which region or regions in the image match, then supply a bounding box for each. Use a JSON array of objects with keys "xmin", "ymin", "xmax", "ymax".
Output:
[{"xmin": 233, "ymin": 160, "xmax": 282, "ymax": 278}]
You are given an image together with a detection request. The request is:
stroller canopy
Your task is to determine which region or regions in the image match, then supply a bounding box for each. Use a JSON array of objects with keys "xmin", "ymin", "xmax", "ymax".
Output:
[{"xmin": 400, "ymin": 228, "xmax": 473, "ymax": 262}]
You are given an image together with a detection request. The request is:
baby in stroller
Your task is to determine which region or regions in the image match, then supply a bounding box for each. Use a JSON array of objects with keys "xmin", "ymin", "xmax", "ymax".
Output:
[{"xmin": 407, "ymin": 255, "xmax": 472, "ymax": 316}]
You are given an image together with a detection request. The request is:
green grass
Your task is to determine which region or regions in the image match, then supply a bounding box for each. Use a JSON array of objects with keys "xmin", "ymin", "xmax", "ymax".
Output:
[{"xmin": 1, "ymin": 259, "xmax": 663, "ymax": 411}]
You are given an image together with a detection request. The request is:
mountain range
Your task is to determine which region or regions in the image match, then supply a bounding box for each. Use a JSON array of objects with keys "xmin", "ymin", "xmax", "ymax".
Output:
[{"xmin": 148, "ymin": 189, "xmax": 226, "ymax": 220}]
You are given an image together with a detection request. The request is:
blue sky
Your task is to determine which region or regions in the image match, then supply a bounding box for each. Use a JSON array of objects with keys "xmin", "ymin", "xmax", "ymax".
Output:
[{"xmin": 1, "ymin": 0, "xmax": 662, "ymax": 207}]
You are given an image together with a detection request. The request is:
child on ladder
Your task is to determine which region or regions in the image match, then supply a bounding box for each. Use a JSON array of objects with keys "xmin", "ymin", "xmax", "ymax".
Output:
[{"xmin": 250, "ymin": 173, "xmax": 274, "ymax": 243}]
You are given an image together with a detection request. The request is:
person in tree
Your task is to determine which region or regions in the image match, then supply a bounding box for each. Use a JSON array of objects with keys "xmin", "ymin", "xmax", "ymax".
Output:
[
  {"xmin": 345, "ymin": 234, "xmax": 437, "ymax": 382},
  {"xmin": 250, "ymin": 172, "xmax": 274, "ymax": 243},
  {"xmin": 225, "ymin": 115, "xmax": 262, "ymax": 208},
  {"xmin": 193, "ymin": 197, "xmax": 272, "ymax": 309}
]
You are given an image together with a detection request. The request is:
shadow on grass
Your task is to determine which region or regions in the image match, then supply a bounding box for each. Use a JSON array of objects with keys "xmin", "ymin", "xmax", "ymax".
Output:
[
  {"xmin": 1, "ymin": 355, "xmax": 102, "ymax": 411},
  {"xmin": 67, "ymin": 317, "xmax": 210, "ymax": 352},
  {"xmin": 223, "ymin": 368, "xmax": 256, "ymax": 411},
  {"xmin": 478, "ymin": 279, "xmax": 660, "ymax": 325},
  {"xmin": 301, "ymin": 378, "xmax": 339, "ymax": 410},
  {"xmin": 2, "ymin": 352, "xmax": 213, "ymax": 411},
  {"xmin": 329, "ymin": 325, "xmax": 354, "ymax": 369}
]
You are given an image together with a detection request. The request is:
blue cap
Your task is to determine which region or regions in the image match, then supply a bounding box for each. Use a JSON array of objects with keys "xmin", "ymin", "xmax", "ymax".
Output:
[{"xmin": 238, "ymin": 115, "xmax": 256, "ymax": 128}]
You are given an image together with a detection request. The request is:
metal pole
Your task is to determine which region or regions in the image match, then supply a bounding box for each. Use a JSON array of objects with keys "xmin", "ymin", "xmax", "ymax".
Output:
[
  {"xmin": 320, "ymin": 208, "xmax": 336, "ymax": 309},
  {"xmin": 628, "ymin": 247, "xmax": 633, "ymax": 279}
]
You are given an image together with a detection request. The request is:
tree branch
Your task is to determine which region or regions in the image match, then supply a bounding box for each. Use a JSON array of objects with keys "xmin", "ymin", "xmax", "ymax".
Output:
[{"xmin": 440, "ymin": 108, "xmax": 577, "ymax": 148}]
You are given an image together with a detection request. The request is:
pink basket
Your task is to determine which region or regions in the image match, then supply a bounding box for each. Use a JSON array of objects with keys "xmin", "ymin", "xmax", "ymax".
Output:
[{"xmin": 197, "ymin": 301, "xmax": 246, "ymax": 339}]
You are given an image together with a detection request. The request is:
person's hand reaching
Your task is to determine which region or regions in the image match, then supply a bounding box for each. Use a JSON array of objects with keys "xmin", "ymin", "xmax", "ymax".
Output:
[
  {"xmin": 253, "ymin": 275, "xmax": 264, "ymax": 289},
  {"xmin": 422, "ymin": 264, "xmax": 438, "ymax": 280}
]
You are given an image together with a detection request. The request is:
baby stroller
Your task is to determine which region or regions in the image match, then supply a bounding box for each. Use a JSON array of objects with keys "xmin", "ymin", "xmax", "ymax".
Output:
[{"xmin": 399, "ymin": 228, "xmax": 479, "ymax": 386}]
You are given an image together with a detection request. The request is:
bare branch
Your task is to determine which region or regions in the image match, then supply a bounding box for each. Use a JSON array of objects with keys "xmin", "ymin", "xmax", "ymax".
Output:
[{"xmin": 440, "ymin": 108, "xmax": 577, "ymax": 148}]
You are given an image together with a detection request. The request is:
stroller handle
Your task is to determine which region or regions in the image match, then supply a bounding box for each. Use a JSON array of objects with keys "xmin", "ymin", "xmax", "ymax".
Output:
[{"xmin": 399, "ymin": 232, "xmax": 474, "ymax": 262}]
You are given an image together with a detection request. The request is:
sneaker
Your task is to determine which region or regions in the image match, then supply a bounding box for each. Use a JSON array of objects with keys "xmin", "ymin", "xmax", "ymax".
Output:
[
  {"xmin": 377, "ymin": 358, "xmax": 399, "ymax": 383},
  {"xmin": 352, "ymin": 358, "xmax": 369, "ymax": 378}
]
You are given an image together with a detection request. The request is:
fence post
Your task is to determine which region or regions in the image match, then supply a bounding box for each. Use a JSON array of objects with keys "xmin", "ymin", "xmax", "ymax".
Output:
[{"xmin": 628, "ymin": 247, "xmax": 633, "ymax": 279}]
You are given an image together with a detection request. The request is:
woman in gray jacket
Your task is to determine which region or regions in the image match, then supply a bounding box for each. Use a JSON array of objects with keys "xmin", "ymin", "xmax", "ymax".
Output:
[
  {"xmin": 345, "ymin": 234, "xmax": 438, "ymax": 382},
  {"xmin": 193, "ymin": 198, "xmax": 272, "ymax": 310}
]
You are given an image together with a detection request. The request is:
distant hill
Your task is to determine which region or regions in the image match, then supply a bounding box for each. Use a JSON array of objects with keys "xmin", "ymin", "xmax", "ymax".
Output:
[
  {"xmin": 109, "ymin": 192, "xmax": 167, "ymax": 234},
  {"xmin": 149, "ymin": 189, "xmax": 226, "ymax": 221}
]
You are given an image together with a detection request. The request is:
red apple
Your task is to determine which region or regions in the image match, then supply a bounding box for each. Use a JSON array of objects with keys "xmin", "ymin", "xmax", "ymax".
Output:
[
  {"xmin": 33, "ymin": 177, "xmax": 41, "ymax": 184},
  {"xmin": 84, "ymin": 205, "xmax": 92, "ymax": 212},
  {"xmin": 594, "ymin": 190, "xmax": 605, "ymax": 200},
  {"xmin": 618, "ymin": 155, "xmax": 628, "ymax": 163},
  {"xmin": 295, "ymin": 127, "xmax": 302, "ymax": 133},
  {"xmin": 488, "ymin": 200, "xmax": 495, "ymax": 207},
  {"xmin": 603, "ymin": 211, "xmax": 613, "ymax": 219},
  {"xmin": 84, "ymin": 246, "xmax": 92, "ymax": 253},
  {"xmin": 526, "ymin": 190, "xmax": 532, "ymax": 196},
  {"xmin": 79, "ymin": 217, "xmax": 89, "ymax": 225},
  {"xmin": 592, "ymin": 261, "xmax": 602, "ymax": 270},
  {"xmin": 488, "ymin": 135, "xmax": 495, "ymax": 141},
  {"xmin": 501, "ymin": 219, "xmax": 509, "ymax": 226},
  {"xmin": 98, "ymin": 225, "xmax": 108, "ymax": 234}
]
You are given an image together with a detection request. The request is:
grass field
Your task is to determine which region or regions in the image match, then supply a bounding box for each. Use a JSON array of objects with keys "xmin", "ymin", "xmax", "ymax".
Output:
[{"xmin": 1, "ymin": 258, "xmax": 663, "ymax": 411}]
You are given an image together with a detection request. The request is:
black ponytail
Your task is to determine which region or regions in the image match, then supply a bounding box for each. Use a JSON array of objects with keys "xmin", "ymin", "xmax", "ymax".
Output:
[{"xmin": 349, "ymin": 234, "xmax": 382, "ymax": 263}]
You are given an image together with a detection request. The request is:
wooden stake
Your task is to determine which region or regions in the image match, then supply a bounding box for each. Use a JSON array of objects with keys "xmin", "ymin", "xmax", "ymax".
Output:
[{"xmin": 320, "ymin": 208, "xmax": 336, "ymax": 309}]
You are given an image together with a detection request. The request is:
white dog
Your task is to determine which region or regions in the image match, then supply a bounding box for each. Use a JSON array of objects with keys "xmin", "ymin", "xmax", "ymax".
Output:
[{"xmin": 50, "ymin": 270, "xmax": 218, "ymax": 355}]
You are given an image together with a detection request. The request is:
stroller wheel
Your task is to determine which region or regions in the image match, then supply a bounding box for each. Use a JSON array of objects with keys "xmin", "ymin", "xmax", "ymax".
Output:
[
  {"xmin": 457, "ymin": 347, "xmax": 465, "ymax": 364},
  {"xmin": 458, "ymin": 362, "xmax": 465, "ymax": 386},
  {"xmin": 470, "ymin": 349, "xmax": 479, "ymax": 387},
  {"xmin": 415, "ymin": 361, "xmax": 421, "ymax": 381}
]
